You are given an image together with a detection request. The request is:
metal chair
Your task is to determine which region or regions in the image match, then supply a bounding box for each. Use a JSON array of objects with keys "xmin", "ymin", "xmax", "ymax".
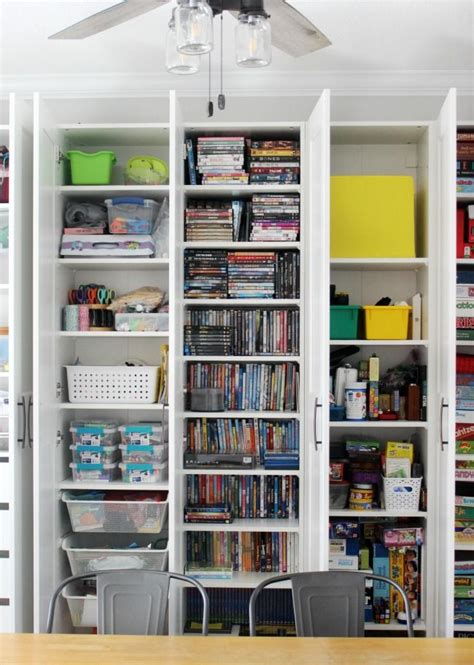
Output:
[
  {"xmin": 249, "ymin": 571, "xmax": 414, "ymax": 637},
  {"xmin": 47, "ymin": 569, "xmax": 209, "ymax": 635}
]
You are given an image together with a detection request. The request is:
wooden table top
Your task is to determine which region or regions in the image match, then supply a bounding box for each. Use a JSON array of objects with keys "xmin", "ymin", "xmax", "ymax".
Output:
[{"xmin": 0, "ymin": 634, "xmax": 473, "ymax": 665}]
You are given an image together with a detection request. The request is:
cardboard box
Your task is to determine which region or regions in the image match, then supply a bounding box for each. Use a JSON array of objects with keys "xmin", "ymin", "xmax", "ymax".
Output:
[
  {"xmin": 456, "ymin": 410, "xmax": 474, "ymax": 424},
  {"xmin": 329, "ymin": 521, "xmax": 360, "ymax": 539},
  {"xmin": 331, "ymin": 176, "xmax": 415, "ymax": 258},
  {"xmin": 386, "ymin": 441, "xmax": 414, "ymax": 463},
  {"xmin": 329, "ymin": 538, "xmax": 360, "ymax": 556},
  {"xmin": 456, "ymin": 385, "xmax": 474, "ymax": 399},
  {"xmin": 457, "ymin": 285, "xmax": 474, "ymax": 298},
  {"xmin": 381, "ymin": 527, "xmax": 424, "ymax": 548},
  {"xmin": 456, "ymin": 400, "xmax": 474, "ymax": 411},
  {"xmin": 372, "ymin": 543, "xmax": 390, "ymax": 605},
  {"xmin": 457, "ymin": 177, "xmax": 474, "ymax": 193},
  {"xmin": 389, "ymin": 549, "xmax": 405, "ymax": 616},
  {"xmin": 328, "ymin": 555, "xmax": 359, "ymax": 571}
]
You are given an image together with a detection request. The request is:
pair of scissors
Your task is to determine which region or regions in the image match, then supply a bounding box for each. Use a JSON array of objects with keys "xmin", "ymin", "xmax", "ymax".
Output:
[
  {"xmin": 68, "ymin": 287, "xmax": 91, "ymax": 304},
  {"xmin": 97, "ymin": 287, "xmax": 116, "ymax": 305}
]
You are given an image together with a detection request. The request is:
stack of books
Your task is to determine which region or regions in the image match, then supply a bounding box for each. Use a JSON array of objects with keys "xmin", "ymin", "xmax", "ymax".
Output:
[
  {"xmin": 250, "ymin": 194, "xmax": 300, "ymax": 241},
  {"xmin": 185, "ymin": 563, "xmax": 233, "ymax": 581},
  {"xmin": 227, "ymin": 251, "xmax": 276, "ymax": 299},
  {"xmin": 196, "ymin": 137, "xmax": 248, "ymax": 185},
  {"xmin": 185, "ymin": 200, "xmax": 234, "ymax": 241},
  {"xmin": 249, "ymin": 140, "xmax": 300, "ymax": 185},
  {"xmin": 184, "ymin": 325, "xmax": 233, "ymax": 356},
  {"xmin": 184, "ymin": 249, "xmax": 227, "ymax": 299}
]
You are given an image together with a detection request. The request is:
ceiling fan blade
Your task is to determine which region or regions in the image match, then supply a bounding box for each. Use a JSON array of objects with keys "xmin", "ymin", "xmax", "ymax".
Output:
[
  {"xmin": 49, "ymin": 0, "xmax": 169, "ymax": 40},
  {"xmin": 247, "ymin": 0, "xmax": 331, "ymax": 57}
]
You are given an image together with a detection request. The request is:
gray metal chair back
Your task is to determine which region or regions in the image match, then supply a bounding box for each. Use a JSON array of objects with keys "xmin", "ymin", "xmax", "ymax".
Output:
[
  {"xmin": 249, "ymin": 571, "xmax": 414, "ymax": 638},
  {"xmin": 47, "ymin": 569, "xmax": 209, "ymax": 635}
]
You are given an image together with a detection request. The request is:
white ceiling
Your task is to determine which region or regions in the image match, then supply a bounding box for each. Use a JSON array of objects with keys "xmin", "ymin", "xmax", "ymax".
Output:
[{"xmin": 0, "ymin": 0, "xmax": 473, "ymax": 94}]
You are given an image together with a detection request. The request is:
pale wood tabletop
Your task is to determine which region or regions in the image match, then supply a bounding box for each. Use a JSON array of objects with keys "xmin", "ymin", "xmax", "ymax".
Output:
[{"xmin": 0, "ymin": 634, "xmax": 473, "ymax": 665}]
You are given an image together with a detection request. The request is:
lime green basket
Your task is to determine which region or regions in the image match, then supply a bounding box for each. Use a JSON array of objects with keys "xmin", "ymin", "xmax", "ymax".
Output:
[{"xmin": 66, "ymin": 150, "xmax": 117, "ymax": 185}]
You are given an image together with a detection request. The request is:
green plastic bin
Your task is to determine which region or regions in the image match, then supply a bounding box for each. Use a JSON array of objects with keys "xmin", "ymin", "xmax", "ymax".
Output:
[
  {"xmin": 330, "ymin": 305, "xmax": 361, "ymax": 339},
  {"xmin": 66, "ymin": 150, "xmax": 116, "ymax": 185}
]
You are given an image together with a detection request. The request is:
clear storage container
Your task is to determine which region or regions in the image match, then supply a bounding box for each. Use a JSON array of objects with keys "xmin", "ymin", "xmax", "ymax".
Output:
[
  {"xmin": 69, "ymin": 462, "xmax": 120, "ymax": 483},
  {"xmin": 62, "ymin": 491, "xmax": 168, "ymax": 533},
  {"xmin": 119, "ymin": 423, "xmax": 167, "ymax": 446},
  {"xmin": 70, "ymin": 444, "xmax": 120, "ymax": 465},
  {"xmin": 70, "ymin": 420, "xmax": 120, "ymax": 447},
  {"xmin": 105, "ymin": 198, "xmax": 159, "ymax": 234},
  {"xmin": 119, "ymin": 443, "xmax": 168, "ymax": 464},
  {"xmin": 114, "ymin": 312, "xmax": 169, "ymax": 333},
  {"xmin": 119, "ymin": 462, "xmax": 168, "ymax": 484},
  {"xmin": 62, "ymin": 533, "xmax": 169, "ymax": 575},
  {"xmin": 62, "ymin": 582, "xmax": 97, "ymax": 628}
]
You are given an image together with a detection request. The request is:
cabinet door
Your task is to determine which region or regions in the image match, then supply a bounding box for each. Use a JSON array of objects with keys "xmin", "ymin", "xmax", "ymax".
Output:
[
  {"xmin": 434, "ymin": 88, "xmax": 457, "ymax": 636},
  {"xmin": 304, "ymin": 90, "xmax": 331, "ymax": 571}
]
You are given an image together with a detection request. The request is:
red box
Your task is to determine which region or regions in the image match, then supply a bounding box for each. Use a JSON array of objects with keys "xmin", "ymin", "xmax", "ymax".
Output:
[
  {"xmin": 457, "ymin": 208, "xmax": 468, "ymax": 258},
  {"xmin": 329, "ymin": 462, "xmax": 344, "ymax": 482}
]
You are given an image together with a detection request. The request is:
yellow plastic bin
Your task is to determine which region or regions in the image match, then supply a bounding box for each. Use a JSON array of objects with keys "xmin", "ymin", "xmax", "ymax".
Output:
[{"xmin": 363, "ymin": 306, "xmax": 412, "ymax": 340}]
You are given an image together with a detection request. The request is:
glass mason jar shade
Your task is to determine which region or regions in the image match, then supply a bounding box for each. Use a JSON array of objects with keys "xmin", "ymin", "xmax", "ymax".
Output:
[
  {"xmin": 166, "ymin": 16, "xmax": 200, "ymax": 74},
  {"xmin": 176, "ymin": 0, "xmax": 214, "ymax": 55},
  {"xmin": 235, "ymin": 13, "xmax": 272, "ymax": 67}
]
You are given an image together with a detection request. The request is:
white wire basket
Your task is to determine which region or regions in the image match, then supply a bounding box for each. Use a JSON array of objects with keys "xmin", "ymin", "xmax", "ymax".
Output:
[
  {"xmin": 383, "ymin": 476, "xmax": 422, "ymax": 511},
  {"xmin": 62, "ymin": 533, "xmax": 168, "ymax": 575},
  {"xmin": 65, "ymin": 365, "xmax": 159, "ymax": 403},
  {"xmin": 62, "ymin": 582, "xmax": 97, "ymax": 628},
  {"xmin": 62, "ymin": 491, "xmax": 168, "ymax": 533}
]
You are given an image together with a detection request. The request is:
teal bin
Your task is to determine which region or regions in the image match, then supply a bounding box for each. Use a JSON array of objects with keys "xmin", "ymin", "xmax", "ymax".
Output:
[
  {"xmin": 330, "ymin": 305, "xmax": 361, "ymax": 339},
  {"xmin": 67, "ymin": 150, "xmax": 116, "ymax": 185}
]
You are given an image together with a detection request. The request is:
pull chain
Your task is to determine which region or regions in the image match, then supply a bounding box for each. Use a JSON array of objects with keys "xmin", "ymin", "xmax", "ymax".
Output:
[{"xmin": 208, "ymin": 52, "xmax": 214, "ymax": 117}]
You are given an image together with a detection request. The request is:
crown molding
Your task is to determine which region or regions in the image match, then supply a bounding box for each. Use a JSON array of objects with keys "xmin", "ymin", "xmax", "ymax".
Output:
[{"xmin": 1, "ymin": 69, "xmax": 473, "ymax": 97}]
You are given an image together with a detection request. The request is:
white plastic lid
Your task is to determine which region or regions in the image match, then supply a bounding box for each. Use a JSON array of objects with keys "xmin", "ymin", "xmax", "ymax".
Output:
[
  {"xmin": 69, "ymin": 462, "xmax": 118, "ymax": 469},
  {"xmin": 70, "ymin": 444, "xmax": 119, "ymax": 452},
  {"xmin": 345, "ymin": 382, "xmax": 367, "ymax": 390},
  {"xmin": 119, "ymin": 462, "xmax": 167, "ymax": 470}
]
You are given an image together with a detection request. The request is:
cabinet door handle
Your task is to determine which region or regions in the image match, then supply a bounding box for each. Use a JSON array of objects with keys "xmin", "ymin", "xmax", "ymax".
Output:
[
  {"xmin": 17, "ymin": 396, "xmax": 26, "ymax": 449},
  {"xmin": 440, "ymin": 398, "xmax": 449, "ymax": 451},
  {"xmin": 314, "ymin": 397, "xmax": 322, "ymax": 451},
  {"xmin": 27, "ymin": 395, "xmax": 33, "ymax": 448}
]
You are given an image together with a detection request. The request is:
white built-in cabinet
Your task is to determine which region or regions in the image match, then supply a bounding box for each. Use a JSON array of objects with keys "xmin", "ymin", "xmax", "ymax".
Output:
[
  {"xmin": 0, "ymin": 94, "xmax": 33, "ymax": 632},
  {"xmin": 32, "ymin": 88, "xmax": 460, "ymax": 637}
]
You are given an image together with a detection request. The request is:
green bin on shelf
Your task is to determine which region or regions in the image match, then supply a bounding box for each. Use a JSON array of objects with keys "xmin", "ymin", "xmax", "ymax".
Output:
[
  {"xmin": 330, "ymin": 305, "xmax": 361, "ymax": 340},
  {"xmin": 66, "ymin": 150, "xmax": 116, "ymax": 185}
]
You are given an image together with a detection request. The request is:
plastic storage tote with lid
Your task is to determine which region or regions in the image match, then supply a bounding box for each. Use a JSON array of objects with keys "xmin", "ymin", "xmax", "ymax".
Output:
[
  {"xmin": 119, "ymin": 462, "xmax": 168, "ymax": 484},
  {"xmin": 70, "ymin": 421, "xmax": 120, "ymax": 447},
  {"xmin": 105, "ymin": 198, "xmax": 159, "ymax": 234},
  {"xmin": 66, "ymin": 150, "xmax": 116, "ymax": 186},
  {"xmin": 69, "ymin": 462, "xmax": 120, "ymax": 483},
  {"xmin": 69, "ymin": 444, "xmax": 120, "ymax": 465},
  {"xmin": 363, "ymin": 305, "xmax": 412, "ymax": 340},
  {"xmin": 119, "ymin": 423, "xmax": 167, "ymax": 446},
  {"xmin": 114, "ymin": 312, "xmax": 169, "ymax": 333},
  {"xmin": 330, "ymin": 306, "xmax": 361, "ymax": 339},
  {"xmin": 119, "ymin": 443, "xmax": 168, "ymax": 464}
]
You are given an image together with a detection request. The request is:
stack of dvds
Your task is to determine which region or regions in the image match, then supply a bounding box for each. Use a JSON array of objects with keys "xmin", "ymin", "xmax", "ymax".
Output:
[
  {"xmin": 275, "ymin": 251, "xmax": 300, "ymax": 298},
  {"xmin": 250, "ymin": 194, "xmax": 300, "ymax": 241},
  {"xmin": 249, "ymin": 140, "xmax": 300, "ymax": 184},
  {"xmin": 185, "ymin": 200, "xmax": 234, "ymax": 241},
  {"xmin": 227, "ymin": 251, "xmax": 276, "ymax": 299},
  {"xmin": 184, "ymin": 503, "xmax": 233, "ymax": 524},
  {"xmin": 197, "ymin": 137, "xmax": 248, "ymax": 185},
  {"xmin": 184, "ymin": 325, "xmax": 233, "ymax": 356},
  {"xmin": 184, "ymin": 249, "xmax": 227, "ymax": 299}
]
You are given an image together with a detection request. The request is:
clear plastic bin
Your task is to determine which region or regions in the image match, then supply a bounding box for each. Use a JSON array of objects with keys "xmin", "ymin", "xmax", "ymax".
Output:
[
  {"xmin": 105, "ymin": 198, "xmax": 159, "ymax": 234},
  {"xmin": 62, "ymin": 491, "xmax": 168, "ymax": 533},
  {"xmin": 69, "ymin": 462, "xmax": 120, "ymax": 483},
  {"xmin": 119, "ymin": 462, "xmax": 168, "ymax": 484},
  {"xmin": 70, "ymin": 421, "xmax": 120, "ymax": 447},
  {"xmin": 70, "ymin": 445, "xmax": 120, "ymax": 465},
  {"xmin": 119, "ymin": 423, "xmax": 167, "ymax": 446},
  {"xmin": 62, "ymin": 533, "xmax": 169, "ymax": 575},
  {"xmin": 119, "ymin": 443, "xmax": 168, "ymax": 464},
  {"xmin": 114, "ymin": 312, "xmax": 169, "ymax": 333}
]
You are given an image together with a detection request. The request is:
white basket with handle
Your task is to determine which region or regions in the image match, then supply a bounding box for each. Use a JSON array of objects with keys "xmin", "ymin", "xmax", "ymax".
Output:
[
  {"xmin": 383, "ymin": 476, "xmax": 422, "ymax": 511},
  {"xmin": 65, "ymin": 365, "xmax": 160, "ymax": 404}
]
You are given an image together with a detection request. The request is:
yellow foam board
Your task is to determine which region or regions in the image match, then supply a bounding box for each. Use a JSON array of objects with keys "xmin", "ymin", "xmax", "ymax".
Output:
[{"xmin": 331, "ymin": 176, "xmax": 415, "ymax": 258}]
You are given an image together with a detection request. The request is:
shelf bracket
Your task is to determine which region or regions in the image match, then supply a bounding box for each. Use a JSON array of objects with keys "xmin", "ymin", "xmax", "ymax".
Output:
[{"xmin": 54, "ymin": 145, "xmax": 66, "ymax": 165}]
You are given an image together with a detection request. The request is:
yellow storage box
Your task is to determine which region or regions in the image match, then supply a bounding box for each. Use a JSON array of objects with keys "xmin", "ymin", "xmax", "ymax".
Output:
[
  {"xmin": 331, "ymin": 176, "xmax": 415, "ymax": 258},
  {"xmin": 363, "ymin": 306, "xmax": 412, "ymax": 340}
]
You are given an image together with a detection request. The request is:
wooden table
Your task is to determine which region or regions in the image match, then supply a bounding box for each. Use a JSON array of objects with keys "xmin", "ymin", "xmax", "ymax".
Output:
[{"xmin": 0, "ymin": 634, "xmax": 473, "ymax": 665}]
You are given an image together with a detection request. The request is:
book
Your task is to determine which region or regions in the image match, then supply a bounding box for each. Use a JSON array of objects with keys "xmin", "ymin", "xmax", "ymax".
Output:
[{"xmin": 186, "ymin": 139, "xmax": 197, "ymax": 186}]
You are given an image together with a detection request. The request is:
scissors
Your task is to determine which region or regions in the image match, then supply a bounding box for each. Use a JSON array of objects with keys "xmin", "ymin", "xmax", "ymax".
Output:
[
  {"xmin": 97, "ymin": 287, "xmax": 116, "ymax": 305},
  {"xmin": 68, "ymin": 286, "xmax": 92, "ymax": 304}
]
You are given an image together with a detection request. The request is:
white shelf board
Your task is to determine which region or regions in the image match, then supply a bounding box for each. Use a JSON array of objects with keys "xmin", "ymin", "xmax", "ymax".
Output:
[
  {"xmin": 184, "ymin": 299, "xmax": 300, "ymax": 307},
  {"xmin": 457, "ymin": 193, "xmax": 474, "ymax": 201},
  {"xmin": 184, "ymin": 411, "xmax": 300, "ymax": 420},
  {"xmin": 330, "ymin": 258, "xmax": 428, "ymax": 271},
  {"xmin": 59, "ymin": 331, "xmax": 169, "ymax": 338},
  {"xmin": 59, "ymin": 185, "xmax": 169, "ymax": 199},
  {"xmin": 454, "ymin": 542, "xmax": 474, "ymax": 551},
  {"xmin": 183, "ymin": 468, "xmax": 300, "ymax": 477},
  {"xmin": 453, "ymin": 624, "xmax": 474, "ymax": 632},
  {"xmin": 183, "ymin": 356, "xmax": 301, "ymax": 362},
  {"xmin": 329, "ymin": 509, "xmax": 427, "ymax": 518},
  {"xmin": 184, "ymin": 185, "xmax": 300, "ymax": 196},
  {"xmin": 59, "ymin": 403, "xmax": 168, "ymax": 410},
  {"xmin": 364, "ymin": 620, "xmax": 426, "ymax": 632},
  {"xmin": 195, "ymin": 572, "xmax": 292, "ymax": 589},
  {"xmin": 182, "ymin": 518, "xmax": 299, "ymax": 533},
  {"xmin": 59, "ymin": 479, "xmax": 169, "ymax": 491},
  {"xmin": 330, "ymin": 421, "xmax": 427, "ymax": 429},
  {"xmin": 330, "ymin": 340, "xmax": 427, "ymax": 347},
  {"xmin": 58, "ymin": 258, "xmax": 169, "ymax": 270},
  {"xmin": 184, "ymin": 242, "xmax": 301, "ymax": 250}
]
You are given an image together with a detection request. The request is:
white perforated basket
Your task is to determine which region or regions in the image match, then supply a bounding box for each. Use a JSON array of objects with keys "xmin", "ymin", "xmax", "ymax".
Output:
[
  {"xmin": 383, "ymin": 476, "xmax": 422, "ymax": 511},
  {"xmin": 65, "ymin": 365, "xmax": 159, "ymax": 403}
]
